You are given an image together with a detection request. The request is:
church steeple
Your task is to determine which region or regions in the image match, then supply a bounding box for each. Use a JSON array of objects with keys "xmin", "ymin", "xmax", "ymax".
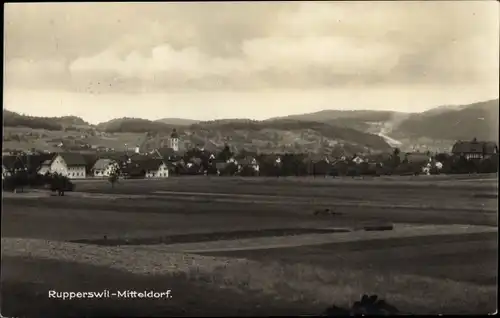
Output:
[{"xmin": 169, "ymin": 129, "xmax": 179, "ymax": 152}]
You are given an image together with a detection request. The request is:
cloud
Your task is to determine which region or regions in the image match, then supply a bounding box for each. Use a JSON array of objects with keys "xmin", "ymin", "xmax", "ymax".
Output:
[
  {"xmin": 4, "ymin": 1, "xmax": 499, "ymax": 92},
  {"xmin": 4, "ymin": 58, "xmax": 70, "ymax": 89}
]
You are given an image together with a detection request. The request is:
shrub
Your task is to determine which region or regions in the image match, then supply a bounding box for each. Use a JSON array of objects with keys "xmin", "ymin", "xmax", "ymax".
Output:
[
  {"xmin": 323, "ymin": 294, "xmax": 399, "ymax": 316},
  {"xmin": 48, "ymin": 173, "xmax": 75, "ymax": 195},
  {"xmin": 346, "ymin": 167, "xmax": 360, "ymax": 177},
  {"xmin": 478, "ymin": 157, "xmax": 498, "ymax": 173},
  {"xmin": 2, "ymin": 171, "xmax": 29, "ymax": 192}
]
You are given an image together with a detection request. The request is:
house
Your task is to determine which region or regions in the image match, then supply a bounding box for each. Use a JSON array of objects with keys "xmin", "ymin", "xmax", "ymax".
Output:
[
  {"xmin": 237, "ymin": 156, "xmax": 259, "ymax": 172},
  {"xmin": 2, "ymin": 153, "xmax": 55, "ymax": 178},
  {"xmin": 1, "ymin": 164, "xmax": 7, "ymax": 180},
  {"xmin": 2, "ymin": 155, "xmax": 23, "ymax": 175},
  {"xmin": 352, "ymin": 156, "xmax": 365, "ymax": 165},
  {"xmin": 154, "ymin": 147, "xmax": 177, "ymax": 161},
  {"xmin": 82, "ymin": 153, "xmax": 99, "ymax": 175},
  {"xmin": 29, "ymin": 153, "xmax": 56, "ymax": 172},
  {"xmin": 38, "ymin": 152, "xmax": 88, "ymax": 179},
  {"xmin": 98, "ymin": 151, "xmax": 131, "ymax": 166},
  {"xmin": 91, "ymin": 159, "xmax": 119, "ymax": 177},
  {"xmin": 2, "ymin": 155, "xmax": 22, "ymax": 179},
  {"xmin": 121, "ymin": 164, "xmax": 146, "ymax": 179},
  {"xmin": 38, "ymin": 159, "xmax": 53, "ymax": 175},
  {"xmin": 452, "ymin": 138, "xmax": 498, "ymax": 160},
  {"xmin": 139, "ymin": 159, "xmax": 170, "ymax": 178},
  {"xmin": 11, "ymin": 153, "xmax": 56, "ymax": 175},
  {"xmin": 237, "ymin": 156, "xmax": 260, "ymax": 175}
]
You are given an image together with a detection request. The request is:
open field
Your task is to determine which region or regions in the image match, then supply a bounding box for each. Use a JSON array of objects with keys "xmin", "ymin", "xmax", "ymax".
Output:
[
  {"xmin": 3, "ymin": 127, "xmax": 147, "ymax": 152},
  {"xmin": 1, "ymin": 177, "xmax": 498, "ymax": 316}
]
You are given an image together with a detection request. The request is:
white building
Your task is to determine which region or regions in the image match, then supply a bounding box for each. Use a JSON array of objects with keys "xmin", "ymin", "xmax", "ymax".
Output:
[
  {"xmin": 91, "ymin": 159, "xmax": 119, "ymax": 177},
  {"xmin": 352, "ymin": 156, "xmax": 365, "ymax": 165},
  {"xmin": 169, "ymin": 129, "xmax": 179, "ymax": 152},
  {"xmin": 142, "ymin": 159, "xmax": 170, "ymax": 178},
  {"xmin": 37, "ymin": 153, "xmax": 87, "ymax": 179}
]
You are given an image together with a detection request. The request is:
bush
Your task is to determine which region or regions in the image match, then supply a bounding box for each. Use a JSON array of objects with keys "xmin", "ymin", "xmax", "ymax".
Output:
[
  {"xmin": 48, "ymin": 173, "xmax": 75, "ymax": 194},
  {"xmin": 346, "ymin": 167, "xmax": 360, "ymax": 177},
  {"xmin": 478, "ymin": 157, "xmax": 498, "ymax": 173},
  {"xmin": 2, "ymin": 171, "xmax": 29, "ymax": 192},
  {"xmin": 323, "ymin": 294, "xmax": 399, "ymax": 316}
]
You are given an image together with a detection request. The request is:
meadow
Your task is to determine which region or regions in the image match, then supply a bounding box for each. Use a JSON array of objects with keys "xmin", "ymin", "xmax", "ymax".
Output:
[{"xmin": 1, "ymin": 176, "xmax": 498, "ymax": 316}]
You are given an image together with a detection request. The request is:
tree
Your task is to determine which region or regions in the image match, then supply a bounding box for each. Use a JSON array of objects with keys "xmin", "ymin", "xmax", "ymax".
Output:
[
  {"xmin": 108, "ymin": 168, "xmax": 119, "ymax": 188},
  {"xmin": 402, "ymin": 153, "xmax": 409, "ymax": 164},
  {"xmin": 3, "ymin": 171, "xmax": 27, "ymax": 193},
  {"xmin": 239, "ymin": 164, "xmax": 257, "ymax": 176},
  {"xmin": 50, "ymin": 173, "xmax": 73, "ymax": 196},
  {"xmin": 217, "ymin": 144, "xmax": 233, "ymax": 162},
  {"xmin": 12, "ymin": 170, "xmax": 29, "ymax": 193},
  {"xmin": 225, "ymin": 162, "xmax": 239, "ymax": 176},
  {"xmin": 435, "ymin": 153, "xmax": 450, "ymax": 164},
  {"xmin": 391, "ymin": 148, "xmax": 401, "ymax": 168},
  {"xmin": 236, "ymin": 148, "xmax": 249, "ymax": 159},
  {"xmin": 478, "ymin": 156, "xmax": 498, "ymax": 173},
  {"xmin": 323, "ymin": 294, "xmax": 399, "ymax": 316}
]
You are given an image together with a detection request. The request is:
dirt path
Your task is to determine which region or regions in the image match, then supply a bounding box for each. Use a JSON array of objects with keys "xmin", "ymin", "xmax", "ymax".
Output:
[{"xmin": 128, "ymin": 224, "xmax": 497, "ymax": 253}]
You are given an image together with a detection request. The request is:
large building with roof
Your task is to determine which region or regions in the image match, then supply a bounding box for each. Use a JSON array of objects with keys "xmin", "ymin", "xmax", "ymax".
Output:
[
  {"xmin": 451, "ymin": 138, "xmax": 498, "ymax": 160},
  {"xmin": 37, "ymin": 152, "xmax": 88, "ymax": 179}
]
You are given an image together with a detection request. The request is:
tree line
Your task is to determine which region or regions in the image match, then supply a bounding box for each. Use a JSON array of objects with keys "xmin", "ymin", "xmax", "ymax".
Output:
[
  {"xmin": 170, "ymin": 146, "xmax": 499, "ymax": 177},
  {"xmin": 4, "ymin": 110, "xmax": 64, "ymax": 131},
  {"xmin": 3, "ymin": 171, "xmax": 74, "ymax": 196}
]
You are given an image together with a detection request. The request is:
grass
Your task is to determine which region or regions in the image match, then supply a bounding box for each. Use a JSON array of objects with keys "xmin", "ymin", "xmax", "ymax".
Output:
[
  {"xmin": 69, "ymin": 228, "xmax": 350, "ymax": 246},
  {"xmin": 2, "ymin": 238, "xmax": 496, "ymax": 315},
  {"xmin": 3, "ymin": 127, "xmax": 146, "ymax": 152},
  {"xmin": 2, "ymin": 177, "xmax": 497, "ymax": 315},
  {"xmin": 3, "ymin": 190, "xmax": 496, "ymax": 231},
  {"xmin": 205, "ymin": 232, "xmax": 497, "ymax": 286},
  {"xmin": 2, "ymin": 256, "xmax": 317, "ymax": 317}
]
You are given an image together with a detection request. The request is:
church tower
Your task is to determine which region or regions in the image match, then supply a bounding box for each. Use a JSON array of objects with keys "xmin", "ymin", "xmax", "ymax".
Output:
[{"xmin": 169, "ymin": 128, "xmax": 179, "ymax": 152}]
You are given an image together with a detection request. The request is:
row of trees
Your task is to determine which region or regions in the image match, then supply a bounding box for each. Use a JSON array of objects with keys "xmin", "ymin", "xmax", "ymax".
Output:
[
  {"xmin": 3, "ymin": 171, "xmax": 75, "ymax": 196},
  {"xmin": 172, "ymin": 146, "xmax": 498, "ymax": 177},
  {"xmin": 3, "ymin": 110, "xmax": 64, "ymax": 131}
]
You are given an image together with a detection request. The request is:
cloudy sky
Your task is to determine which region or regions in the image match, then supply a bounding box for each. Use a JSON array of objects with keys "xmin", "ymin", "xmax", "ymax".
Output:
[{"xmin": 4, "ymin": 1, "xmax": 499, "ymax": 124}]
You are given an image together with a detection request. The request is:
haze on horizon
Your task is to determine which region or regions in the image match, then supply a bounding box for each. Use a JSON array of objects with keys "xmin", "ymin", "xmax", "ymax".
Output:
[{"xmin": 4, "ymin": 1, "xmax": 499, "ymax": 125}]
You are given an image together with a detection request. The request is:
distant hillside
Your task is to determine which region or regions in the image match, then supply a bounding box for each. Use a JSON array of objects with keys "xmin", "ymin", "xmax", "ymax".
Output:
[
  {"xmin": 96, "ymin": 117, "xmax": 178, "ymax": 133},
  {"xmin": 5, "ymin": 98, "xmax": 497, "ymax": 154},
  {"xmin": 270, "ymin": 110, "xmax": 409, "ymax": 130},
  {"xmin": 86, "ymin": 117, "xmax": 391, "ymax": 155},
  {"xmin": 268, "ymin": 109, "xmax": 410, "ymax": 148},
  {"xmin": 3, "ymin": 110, "xmax": 93, "ymax": 131},
  {"xmin": 392, "ymin": 99, "xmax": 499, "ymax": 142},
  {"xmin": 266, "ymin": 99, "xmax": 499, "ymax": 151},
  {"xmin": 269, "ymin": 109, "xmax": 403, "ymax": 123},
  {"xmin": 57, "ymin": 116, "xmax": 90, "ymax": 127},
  {"xmin": 155, "ymin": 118, "xmax": 199, "ymax": 126},
  {"xmin": 182, "ymin": 119, "xmax": 391, "ymax": 155}
]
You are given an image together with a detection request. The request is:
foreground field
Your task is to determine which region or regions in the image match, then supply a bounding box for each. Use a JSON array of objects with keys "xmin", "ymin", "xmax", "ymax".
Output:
[{"xmin": 1, "ymin": 177, "xmax": 498, "ymax": 316}]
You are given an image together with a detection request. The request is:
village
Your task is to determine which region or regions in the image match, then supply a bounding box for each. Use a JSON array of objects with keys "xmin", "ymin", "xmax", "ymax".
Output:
[{"xmin": 2, "ymin": 128, "xmax": 498, "ymax": 181}]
